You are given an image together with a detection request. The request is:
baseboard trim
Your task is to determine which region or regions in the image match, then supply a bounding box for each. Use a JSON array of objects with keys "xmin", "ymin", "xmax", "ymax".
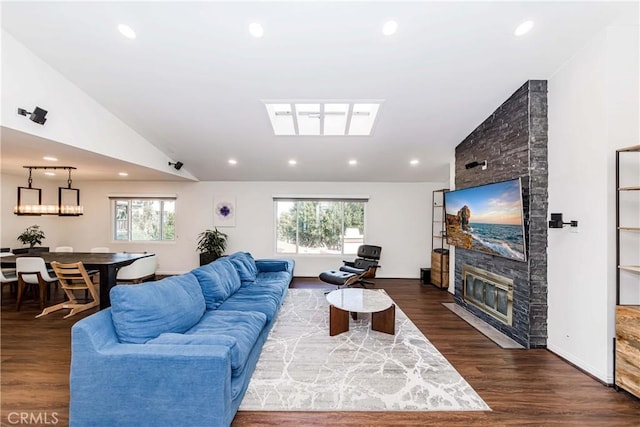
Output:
[{"xmin": 546, "ymin": 344, "xmax": 612, "ymax": 385}]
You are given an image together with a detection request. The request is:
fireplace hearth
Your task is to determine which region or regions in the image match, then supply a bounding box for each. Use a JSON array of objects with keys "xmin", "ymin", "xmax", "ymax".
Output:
[{"xmin": 462, "ymin": 265, "xmax": 513, "ymax": 326}]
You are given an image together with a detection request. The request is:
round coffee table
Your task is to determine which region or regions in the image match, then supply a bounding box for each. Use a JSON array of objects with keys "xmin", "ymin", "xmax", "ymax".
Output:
[{"xmin": 325, "ymin": 288, "xmax": 396, "ymax": 336}]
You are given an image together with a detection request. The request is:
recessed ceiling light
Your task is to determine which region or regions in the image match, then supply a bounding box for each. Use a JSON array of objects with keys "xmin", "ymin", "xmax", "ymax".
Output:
[
  {"xmin": 288, "ymin": 159, "xmax": 297, "ymax": 166},
  {"xmin": 118, "ymin": 172, "xmax": 129, "ymax": 177},
  {"xmin": 228, "ymin": 159, "xmax": 238, "ymax": 165},
  {"xmin": 249, "ymin": 22, "xmax": 264, "ymax": 38},
  {"xmin": 410, "ymin": 159, "xmax": 420, "ymax": 166},
  {"xmin": 118, "ymin": 24, "xmax": 136, "ymax": 40},
  {"xmin": 382, "ymin": 20, "xmax": 398, "ymax": 36},
  {"xmin": 44, "ymin": 172, "xmax": 55, "ymax": 176},
  {"xmin": 43, "ymin": 156, "xmax": 58, "ymax": 161},
  {"xmin": 348, "ymin": 159, "xmax": 358, "ymax": 165},
  {"xmin": 514, "ymin": 20, "xmax": 534, "ymax": 37}
]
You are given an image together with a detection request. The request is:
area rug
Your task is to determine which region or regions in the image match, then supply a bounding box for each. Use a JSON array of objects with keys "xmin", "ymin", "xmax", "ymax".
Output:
[{"xmin": 239, "ymin": 289, "xmax": 490, "ymax": 412}]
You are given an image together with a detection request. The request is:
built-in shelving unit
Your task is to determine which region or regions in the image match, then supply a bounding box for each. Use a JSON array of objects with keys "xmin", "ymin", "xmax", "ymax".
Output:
[
  {"xmin": 614, "ymin": 144, "xmax": 640, "ymax": 398},
  {"xmin": 431, "ymin": 189, "xmax": 449, "ymax": 289}
]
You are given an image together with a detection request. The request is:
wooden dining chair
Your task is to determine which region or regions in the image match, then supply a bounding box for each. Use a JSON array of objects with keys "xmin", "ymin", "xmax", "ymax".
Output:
[
  {"xmin": 37, "ymin": 261, "xmax": 99, "ymax": 319},
  {"xmin": 16, "ymin": 257, "xmax": 59, "ymax": 312}
]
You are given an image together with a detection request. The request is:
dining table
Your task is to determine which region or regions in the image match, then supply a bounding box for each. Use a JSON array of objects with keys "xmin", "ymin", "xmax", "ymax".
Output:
[{"xmin": 1, "ymin": 252, "xmax": 155, "ymax": 309}]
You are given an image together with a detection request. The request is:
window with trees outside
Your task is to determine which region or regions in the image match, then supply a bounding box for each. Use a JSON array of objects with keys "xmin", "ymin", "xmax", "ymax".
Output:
[
  {"xmin": 111, "ymin": 197, "xmax": 176, "ymax": 241},
  {"xmin": 275, "ymin": 198, "xmax": 366, "ymax": 255}
]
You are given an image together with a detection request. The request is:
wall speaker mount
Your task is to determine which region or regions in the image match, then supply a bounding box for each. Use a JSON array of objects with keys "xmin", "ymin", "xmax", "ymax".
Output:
[
  {"xmin": 168, "ymin": 161, "xmax": 184, "ymax": 170},
  {"xmin": 18, "ymin": 106, "xmax": 48, "ymax": 125}
]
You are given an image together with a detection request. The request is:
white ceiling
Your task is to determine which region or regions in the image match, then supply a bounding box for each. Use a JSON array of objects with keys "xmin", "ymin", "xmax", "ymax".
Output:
[{"xmin": 1, "ymin": 1, "xmax": 636, "ymax": 182}]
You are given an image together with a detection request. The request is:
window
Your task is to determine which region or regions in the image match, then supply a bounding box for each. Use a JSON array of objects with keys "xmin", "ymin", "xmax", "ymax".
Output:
[
  {"xmin": 111, "ymin": 197, "xmax": 176, "ymax": 241},
  {"xmin": 275, "ymin": 198, "xmax": 366, "ymax": 255}
]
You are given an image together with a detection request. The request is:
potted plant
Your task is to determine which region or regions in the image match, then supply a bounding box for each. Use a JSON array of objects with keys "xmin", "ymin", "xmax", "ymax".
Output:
[
  {"xmin": 17, "ymin": 225, "xmax": 46, "ymax": 251},
  {"xmin": 197, "ymin": 228, "xmax": 228, "ymax": 266}
]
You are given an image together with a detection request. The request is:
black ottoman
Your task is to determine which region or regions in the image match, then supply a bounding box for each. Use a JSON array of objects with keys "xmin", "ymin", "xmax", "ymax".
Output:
[{"xmin": 319, "ymin": 270, "xmax": 357, "ymax": 288}]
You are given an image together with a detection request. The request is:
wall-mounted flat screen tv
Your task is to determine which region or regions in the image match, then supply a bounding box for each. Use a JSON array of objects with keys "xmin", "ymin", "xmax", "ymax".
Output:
[{"xmin": 444, "ymin": 178, "xmax": 526, "ymax": 262}]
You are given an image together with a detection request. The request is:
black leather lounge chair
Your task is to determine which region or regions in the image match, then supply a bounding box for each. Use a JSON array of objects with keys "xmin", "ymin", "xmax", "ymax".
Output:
[{"xmin": 319, "ymin": 245, "xmax": 382, "ymax": 289}]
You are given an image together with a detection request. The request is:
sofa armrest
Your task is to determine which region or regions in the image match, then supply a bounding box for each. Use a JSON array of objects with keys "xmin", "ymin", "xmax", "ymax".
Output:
[
  {"xmin": 70, "ymin": 313, "xmax": 234, "ymax": 426},
  {"xmin": 255, "ymin": 259, "xmax": 293, "ymax": 273}
]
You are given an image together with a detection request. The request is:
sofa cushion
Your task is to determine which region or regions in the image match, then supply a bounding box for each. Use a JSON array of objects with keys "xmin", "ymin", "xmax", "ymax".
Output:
[
  {"xmin": 236, "ymin": 284, "xmax": 284, "ymax": 301},
  {"xmin": 228, "ymin": 252, "xmax": 258, "ymax": 283},
  {"xmin": 147, "ymin": 312, "xmax": 265, "ymax": 372},
  {"xmin": 147, "ymin": 333, "xmax": 237, "ymax": 351},
  {"xmin": 257, "ymin": 271, "xmax": 292, "ymax": 284},
  {"xmin": 184, "ymin": 310, "xmax": 266, "ymax": 370},
  {"xmin": 191, "ymin": 258, "xmax": 242, "ymax": 309},
  {"xmin": 110, "ymin": 273, "xmax": 205, "ymax": 344},
  {"xmin": 217, "ymin": 287, "xmax": 281, "ymax": 322}
]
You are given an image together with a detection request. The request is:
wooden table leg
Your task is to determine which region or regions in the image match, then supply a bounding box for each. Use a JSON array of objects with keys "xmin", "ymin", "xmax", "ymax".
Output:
[
  {"xmin": 372, "ymin": 304, "xmax": 395, "ymax": 335},
  {"xmin": 329, "ymin": 304, "xmax": 349, "ymax": 336}
]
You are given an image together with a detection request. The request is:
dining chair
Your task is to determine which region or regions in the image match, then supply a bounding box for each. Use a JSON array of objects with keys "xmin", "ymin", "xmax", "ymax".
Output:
[
  {"xmin": 37, "ymin": 261, "xmax": 99, "ymax": 319},
  {"xmin": 90, "ymin": 247, "xmax": 110, "ymax": 253},
  {"xmin": 16, "ymin": 257, "xmax": 59, "ymax": 312},
  {"xmin": 54, "ymin": 246, "xmax": 74, "ymax": 252},
  {"xmin": 1, "ymin": 266, "xmax": 18, "ymax": 299},
  {"xmin": 116, "ymin": 254, "xmax": 157, "ymax": 284}
]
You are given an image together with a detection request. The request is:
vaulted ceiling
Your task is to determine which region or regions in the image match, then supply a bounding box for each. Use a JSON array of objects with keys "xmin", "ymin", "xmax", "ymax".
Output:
[{"xmin": 1, "ymin": 1, "xmax": 636, "ymax": 182}]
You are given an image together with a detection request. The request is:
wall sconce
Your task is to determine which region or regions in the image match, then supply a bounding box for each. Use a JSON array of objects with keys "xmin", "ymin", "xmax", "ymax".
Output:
[
  {"xmin": 14, "ymin": 166, "xmax": 84, "ymax": 216},
  {"xmin": 17, "ymin": 106, "xmax": 48, "ymax": 125},
  {"xmin": 168, "ymin": 161, "xmax": 184, "ymax": 170},
  {"xmin": 548, "ymin": 213, "xmax": 578, "ymax": 228},
  {"xmin": 465, "ymin": 160, "xmax": 487, "ymax": 170}
]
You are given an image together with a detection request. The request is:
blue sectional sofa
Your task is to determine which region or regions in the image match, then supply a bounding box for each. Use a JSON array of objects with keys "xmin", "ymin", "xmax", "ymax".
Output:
[{"xmin": 69, "ymin": 252, "xmax": 294, "ymax": 427}]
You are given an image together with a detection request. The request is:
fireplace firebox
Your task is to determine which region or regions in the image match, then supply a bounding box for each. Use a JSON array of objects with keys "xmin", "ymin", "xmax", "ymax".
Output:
[{"xmin": 462, "ymin": 265, "xmax": 513, "ymax": 326}]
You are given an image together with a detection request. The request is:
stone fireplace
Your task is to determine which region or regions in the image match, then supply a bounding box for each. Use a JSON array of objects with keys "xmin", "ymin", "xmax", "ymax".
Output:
[
  {"xmin": 462, "ymin": 265, "xmax": 513, "ymax": 326},
  {"xmin": 453, "ymin": 80, "xmax": 548, "ymax": 349}
]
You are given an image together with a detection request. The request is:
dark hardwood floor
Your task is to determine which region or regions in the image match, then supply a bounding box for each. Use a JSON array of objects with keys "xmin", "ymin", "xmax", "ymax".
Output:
[{"xmin": 2, "ymin": 278, "xmax": 638, "ymax": 426}]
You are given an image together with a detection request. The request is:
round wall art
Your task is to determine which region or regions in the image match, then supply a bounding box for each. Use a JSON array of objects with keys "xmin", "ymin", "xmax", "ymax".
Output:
[{"xmin": 214, "ymin": 197, "xmax": 236, "ymax": 227}]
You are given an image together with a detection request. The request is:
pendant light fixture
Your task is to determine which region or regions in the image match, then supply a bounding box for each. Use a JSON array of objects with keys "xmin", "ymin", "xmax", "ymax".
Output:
[{"xmin": 14, "ymin": 166, "xmax": 84, "ymax": 216}]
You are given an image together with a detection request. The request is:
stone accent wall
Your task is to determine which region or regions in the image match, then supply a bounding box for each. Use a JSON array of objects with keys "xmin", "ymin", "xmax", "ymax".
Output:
[{"xmin": 453, "ymin": 80, "xmax": 548, "ymax": 348}]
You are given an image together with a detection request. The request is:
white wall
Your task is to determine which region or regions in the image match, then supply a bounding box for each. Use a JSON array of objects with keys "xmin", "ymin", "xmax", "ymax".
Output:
[
  {"xmin": 1, "ymin": 176, "xmax": 443, "ymax": 278},
  {"xmin": 547, "ymin": 25, "xmax": 639, "ymax": 383}
]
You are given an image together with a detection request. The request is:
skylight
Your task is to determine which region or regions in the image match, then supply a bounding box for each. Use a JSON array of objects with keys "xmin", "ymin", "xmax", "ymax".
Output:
[
  {"xmin": 296, "ymin": 103, "xmax": 320, "ymax": 135},
  {"xmin": 264, "ymin": 101, "xmax": 382, "ymax": 136}
]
